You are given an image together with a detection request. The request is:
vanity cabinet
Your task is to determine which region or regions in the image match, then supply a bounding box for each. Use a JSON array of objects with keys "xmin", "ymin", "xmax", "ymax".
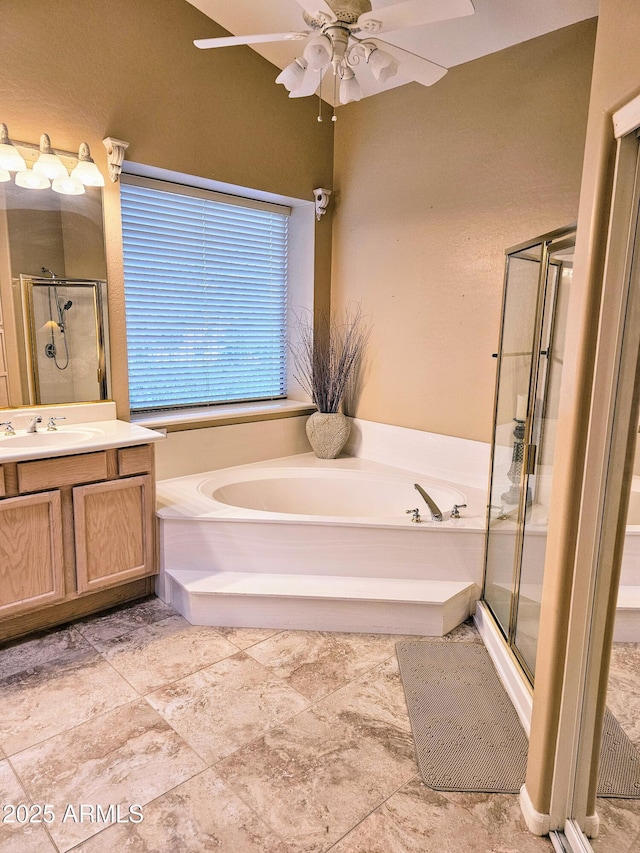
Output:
[
  {"xmin": 0, "ymin": 491, "xmax": 65, "ymax": 617},
  {"xmin": 0, "ymin": 443, "xmax": 157, "ymax": 641}
]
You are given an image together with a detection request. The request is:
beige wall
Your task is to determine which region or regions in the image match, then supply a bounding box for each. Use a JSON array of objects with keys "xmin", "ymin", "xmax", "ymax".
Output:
[
  {"xmin": 1, "ymin": 0, "xmax": 333, "ymax": 418},
  {"xmin": 330, "ymin": 20, "xmax": 596, "ymax": 442}
]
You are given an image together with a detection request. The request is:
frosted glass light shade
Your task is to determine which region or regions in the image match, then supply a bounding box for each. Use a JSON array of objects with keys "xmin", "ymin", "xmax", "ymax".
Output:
[
  {"xmin": 0, "ymin": 168, "xmax": 10, "ymax": 182},
  {"xmin": 0, "ymin": 124, "xmax": 27, "ymax": 171},
  {"xmin": 276, "ymin": 57, "xmax": 308, "ymax": 93},
  {"xmin": 0, "ymin": 143, "xmax": 27, "ymax": 172},
  {"xmin": 15, "ymin": 169, "xmax": 50, "ymax": 189},
  {"xmin": 33, "ymin": 133, "xmax": 68, "ymax": 180},
  {"xmin": 70, "ymin": 142, "xmax": 105, "ymax": 186},
  {"xmin": 303, "ymin": 35, "xmax": 332, "ymax": 72},
  {"xmin": 70, "ymin": 158, "xmax": 104, "ymax": 187},
  {"xmin": 339, "ymin": 68, "xmax": 362, "ymax": 104},
  {"xmin": 52, "ymin": 174, "xmax": 85, "ymax": 195},
  {"xmin": 33, "ymin": 151, "xmax": 68, "ymax": 180},
  {"xmin": 367, "ymin": 47, "xmax": 399, "ymax": 83}
]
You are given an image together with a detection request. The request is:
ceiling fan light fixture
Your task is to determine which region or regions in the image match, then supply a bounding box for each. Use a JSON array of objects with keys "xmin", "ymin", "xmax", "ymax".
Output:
[
  {"xmin": 303, "ymin": 34, "xmax": 332, "ymax": 72},
  {"xmin": 367, "ymin": 46, "xmax": 399, "ymax": 83},
  {"xmin": 339, "ymin": 66, "xmax": 362, "ymax": 105},
  {"xmin": 276, "ymin": 56, "xmax": 308, "ymax": 93}
]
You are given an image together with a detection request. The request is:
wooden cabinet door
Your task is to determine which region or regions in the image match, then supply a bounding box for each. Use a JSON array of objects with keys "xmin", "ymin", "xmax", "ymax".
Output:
[
  {"xmin": 0, "ymin": 491, "xmax": 65, "ymax": 617},
  {"xmin": 74, "ymin": 474, "xmax": 155, "ymax": 594}
]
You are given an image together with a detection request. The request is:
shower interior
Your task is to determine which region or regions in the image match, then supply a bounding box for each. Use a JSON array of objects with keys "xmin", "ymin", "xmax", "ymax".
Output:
[{"xmin": 19, "ymin": 274, "xmax": 110, "ymax": 405}]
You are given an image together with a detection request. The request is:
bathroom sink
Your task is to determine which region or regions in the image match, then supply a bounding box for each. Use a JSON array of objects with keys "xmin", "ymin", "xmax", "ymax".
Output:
[{"xmin": 0, "ymin": 429, "xmax": 98, "ymax": 448}]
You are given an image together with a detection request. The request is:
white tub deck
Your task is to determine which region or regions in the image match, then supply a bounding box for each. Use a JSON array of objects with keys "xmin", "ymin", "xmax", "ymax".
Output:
[{"xmin": 156, "ymin": 453, "xmax": 487, "ymax": 636}]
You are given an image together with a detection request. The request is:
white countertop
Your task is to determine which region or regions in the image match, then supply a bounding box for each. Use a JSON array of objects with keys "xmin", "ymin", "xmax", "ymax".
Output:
[{"xmin": 0, "ymin": 419, "xmax": 165, "ymax": 463}]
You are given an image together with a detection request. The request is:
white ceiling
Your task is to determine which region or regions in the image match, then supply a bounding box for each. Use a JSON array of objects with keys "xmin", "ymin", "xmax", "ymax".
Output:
[{"xmin": 187, "ymin": 0, "xmax": 598, "ymax": 99}]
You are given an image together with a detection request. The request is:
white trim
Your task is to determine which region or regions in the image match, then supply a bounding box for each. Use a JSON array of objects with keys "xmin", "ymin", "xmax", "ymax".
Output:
[
  {"xmin": 520, "ymin": 783, "xmax": 551, "ymax": 836},
  {"xmin": 565, "ymin": 818, "xmax": 598, "ymax": 848},
  {"xmin": 474, "ymin": 601, "xmax": 533, "ymax": 735},
  {"xmin": 613, "ymin": 93, "xmax": 640, "ymax": 139}
]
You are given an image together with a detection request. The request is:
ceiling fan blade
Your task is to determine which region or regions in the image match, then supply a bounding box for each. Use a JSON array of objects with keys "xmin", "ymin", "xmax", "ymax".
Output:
[
  {"xmin": 357, "ymin": 0, "xmax": 474, "ymax": 35},
  {"xmin": 194, "ymin": 32, "xmax": 309, "ymax": 49},
  {"xmin": 370, "ymin": 39, "xmax": 447, "ymax": 87},
  {"xmin": 291, "ymin": 0, "xmax": 337, "ymax": 22}
]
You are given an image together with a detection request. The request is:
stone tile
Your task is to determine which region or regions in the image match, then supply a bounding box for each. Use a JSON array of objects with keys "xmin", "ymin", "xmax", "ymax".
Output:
[
  {"xmin": 328, "ymin": 777, "xmax": 554, "ymax": 852},
  {"xmin": 441, "ymin": 617, "xmax": 483, "ymax": 643},
  {"xmin": 147, "ymin": 651, "xmax": 311, "ymax": 764},
  {"xmin": 0, "ymin": 760, "xmax": 57, "ymax": 852},
  {"xmin": 215, "ymin": 625, "xmax": 282, "ymax": 649},
  {"xmin": 75, "ymin": 769, "xmax": 293, "ymax": 852},
  {"xmin": 93, "ymin": 614, "xmax": 238, "ymax": 693},
  {"xmin": 317, "ymin": 657, "xmax": 414, "ymax": 753},
  {"xmin": 0, "ymin": 626, "xmax": 93, "ymax": 681},
  {"xmin": 216, "ymin": 701, "xmax": 417, "ymax": 853},
  {"xmin": 606, "ymin": 643, "xmax": 640, "ymax": 749},
  {"xmin": 245, "ymin": 630, "xmax": 401, "ymax": 701},
  {"xmin": 10, "ymin": 698, "xmax": 206, "ymax": 851},
  {"xmin": 0, "ymin": 630, "xmax": 137, "ymax": 755},
  {"xmin": 592, "ymin": 796, "xmax": 640, "ymax": 853},
  {"xmin": 73, "ymin": 596, "xmax": 177, "ymax": 646}
]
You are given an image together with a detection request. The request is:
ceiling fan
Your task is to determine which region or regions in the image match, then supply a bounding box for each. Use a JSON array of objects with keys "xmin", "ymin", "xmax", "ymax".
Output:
[{"xmin": 194, "ymin": 0, "xmax": 475, "ymax": 109}]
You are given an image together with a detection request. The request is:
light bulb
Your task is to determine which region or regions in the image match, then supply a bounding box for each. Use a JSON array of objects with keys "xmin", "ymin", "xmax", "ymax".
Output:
[
  {"xmin": 33, "ymin": 134, "xmax": 68, "ymax": 180},
  {"xmin": 0, "ymin": 167, "xmax": 10, "ymax": 182},
  {"xmin": 15, "ymin": 169, "xmax": 50, "ymax": 189},
  {"xmin": 70, "ymin": 142, "xmax": 105, "ymax": 187},
  {"xmin": 0, "ymin": 124, "xmax": 27, "ymax": 172}
]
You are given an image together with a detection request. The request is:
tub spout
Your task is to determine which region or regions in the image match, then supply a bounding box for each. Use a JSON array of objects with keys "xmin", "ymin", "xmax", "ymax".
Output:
[{"xmin": 414, "ymin": 483, "xmax": 443, "ymax": 522}]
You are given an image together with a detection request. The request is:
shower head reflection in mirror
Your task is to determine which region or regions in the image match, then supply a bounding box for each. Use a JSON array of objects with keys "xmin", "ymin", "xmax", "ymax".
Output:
[{"xmin": 20, "ymin": 274, "xmax": 110, "ymax": 405}]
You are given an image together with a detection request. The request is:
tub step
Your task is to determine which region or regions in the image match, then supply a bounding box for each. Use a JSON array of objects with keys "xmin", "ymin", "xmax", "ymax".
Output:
[
  {"xmin": 162, "ymin": 569, "xmax": 477, "ymax": 637},
  {"xmin": 614, "ymin": 586, "xmax": 640, "ymax": 642}
]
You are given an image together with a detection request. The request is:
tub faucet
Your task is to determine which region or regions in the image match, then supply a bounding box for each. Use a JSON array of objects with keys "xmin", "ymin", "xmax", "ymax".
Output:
[
  {"xmin": 414, "ymin": 483, "xmax": 443, "ymax": 522},
  {"xmin": 27, "ymin": 416, "xmax": 42, "ymax": 433}
]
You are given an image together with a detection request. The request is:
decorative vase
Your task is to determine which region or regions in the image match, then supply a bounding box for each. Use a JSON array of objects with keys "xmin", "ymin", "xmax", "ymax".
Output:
[{"xmin": 306, "ymin": 411, "xmax": 351, "ymax": 459}]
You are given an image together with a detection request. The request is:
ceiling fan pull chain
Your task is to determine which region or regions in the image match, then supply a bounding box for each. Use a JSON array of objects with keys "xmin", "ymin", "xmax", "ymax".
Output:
[
  {"xmin": 332, "ymin": 73, "xmax": 338, "ymax": 122},
  {"xmin": 318, "ymin": 70, "xmax": 323, "ymax": 122}
]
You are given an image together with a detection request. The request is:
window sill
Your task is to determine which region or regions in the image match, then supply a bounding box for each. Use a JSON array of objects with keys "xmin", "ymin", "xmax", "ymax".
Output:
[{"xmin": 130, "ymin": 399, "xmax": 315, "ymax": 433}]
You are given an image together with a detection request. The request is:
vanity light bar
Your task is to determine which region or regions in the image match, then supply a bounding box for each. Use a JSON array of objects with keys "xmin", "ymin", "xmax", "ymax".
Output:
[{"xmin": 0, "ymin": 125, "xmax": 105, "ymax": 195}]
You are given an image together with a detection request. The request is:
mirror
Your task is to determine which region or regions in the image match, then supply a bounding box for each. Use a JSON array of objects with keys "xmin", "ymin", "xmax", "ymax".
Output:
[{"xmin": 0, "ymin": 144, "xmax": 108, "ymax": 407}]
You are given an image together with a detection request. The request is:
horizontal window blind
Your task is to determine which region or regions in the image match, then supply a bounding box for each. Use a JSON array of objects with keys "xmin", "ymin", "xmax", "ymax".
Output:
[{"xmin": 120, "ymin": 177, "xmax": 289, "ymax": 412}]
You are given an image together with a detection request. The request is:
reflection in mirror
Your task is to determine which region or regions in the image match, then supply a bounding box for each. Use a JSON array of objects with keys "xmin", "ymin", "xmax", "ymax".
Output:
[
  {"xmin": 0, "ymin": 143, "xmax": 108, "ymax": 407},
  {"xmin": 20, "ymin": 275, "xmax": 109, "ymax": 405}
]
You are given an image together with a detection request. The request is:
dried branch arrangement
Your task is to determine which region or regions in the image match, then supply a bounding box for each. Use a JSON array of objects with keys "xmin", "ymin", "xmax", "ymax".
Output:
[{"xmin": 290, "ymin": 305, "xmax": 370, "ymax": 414}]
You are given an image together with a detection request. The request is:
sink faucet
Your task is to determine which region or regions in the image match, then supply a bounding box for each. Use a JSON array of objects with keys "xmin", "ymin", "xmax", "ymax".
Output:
[
  {"xmin": 414, "ymin": 483, "xmax": 443, "ymax": 522},
  {"xmin": 26, "ymin": 416, "xmax": 42, "ymax": 433}
]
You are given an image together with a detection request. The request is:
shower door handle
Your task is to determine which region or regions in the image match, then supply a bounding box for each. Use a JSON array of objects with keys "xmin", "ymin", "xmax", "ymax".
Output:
[{"xmin": 524, "ymin": 443, "xmax": 537, "ymax": 475}]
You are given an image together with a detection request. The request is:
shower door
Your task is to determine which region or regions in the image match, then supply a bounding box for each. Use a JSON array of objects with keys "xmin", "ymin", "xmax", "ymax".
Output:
[
  {"xmin": 483, "ymin": 226, "xmax": 575, "ymax": 682},
  {"xmin": 21, "ymin": 276, "xmax": 109, "ymax": 404}
]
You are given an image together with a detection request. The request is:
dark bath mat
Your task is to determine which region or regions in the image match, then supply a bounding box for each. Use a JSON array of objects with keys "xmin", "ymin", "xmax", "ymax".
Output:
[{"xmin": 396, "ymin": 640, "xmax": 640, "ymax": 798}]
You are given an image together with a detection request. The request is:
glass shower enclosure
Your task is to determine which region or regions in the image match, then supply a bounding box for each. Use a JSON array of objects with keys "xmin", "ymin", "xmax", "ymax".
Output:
[
  {"xmin": 20, "ymin": 275, "xmax": 110, "ymax": 405},
  {"xmin": 482, "ymin": 225, "xmax": 575, "ymax": 683}
]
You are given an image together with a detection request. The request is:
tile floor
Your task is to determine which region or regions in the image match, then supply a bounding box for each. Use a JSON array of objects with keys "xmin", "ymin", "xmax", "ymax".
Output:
[{"xmin": 0, "ymin": 597, "xmax": 638, "ymax": 852}]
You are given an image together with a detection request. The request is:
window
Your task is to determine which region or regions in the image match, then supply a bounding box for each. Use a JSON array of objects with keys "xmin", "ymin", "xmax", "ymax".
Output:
[{"xmin": 120, "ymin": 175, "xmax": 290, "ymax": 413}]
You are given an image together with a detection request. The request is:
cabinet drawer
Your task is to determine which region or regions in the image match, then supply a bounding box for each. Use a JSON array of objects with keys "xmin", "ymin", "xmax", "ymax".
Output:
[
  {"xmin": 0, "ymin": 466, "xmax": 5, "ymax": 498},
  {"xmin": 118, "ymin": 444, "xmax": 153, "ymax": 477},
  {"xmin": 18, "ymin": 452, "xmax": 108, "ymax": 493}
]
